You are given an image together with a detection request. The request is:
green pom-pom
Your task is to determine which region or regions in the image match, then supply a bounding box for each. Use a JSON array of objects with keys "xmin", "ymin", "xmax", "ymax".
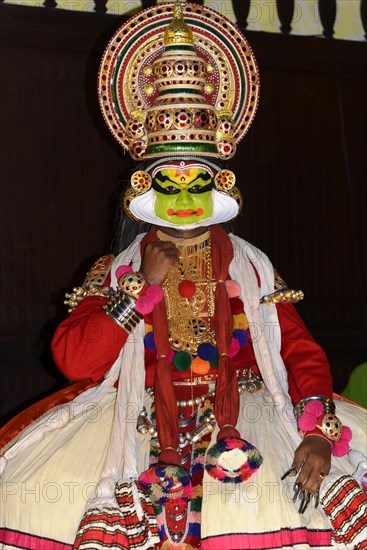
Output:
[
  {"xmin": 173, "ymin": 351, "xmax": 192, "ymax": 371},
  {"xmin": 209, "ymin": 350, "xmax": 219, "ymax": 368}
]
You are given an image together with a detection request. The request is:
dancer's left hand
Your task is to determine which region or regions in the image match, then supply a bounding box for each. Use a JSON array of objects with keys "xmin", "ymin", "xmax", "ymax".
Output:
[{"xmin": 292, "ymin": 435, "xmax": 332, "ymax": 494}]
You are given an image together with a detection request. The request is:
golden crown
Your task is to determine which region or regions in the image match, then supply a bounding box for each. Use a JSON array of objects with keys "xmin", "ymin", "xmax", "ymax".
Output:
[{"xmin": 98, "ymin": 1, "xmax": 260, "ymax": 162}]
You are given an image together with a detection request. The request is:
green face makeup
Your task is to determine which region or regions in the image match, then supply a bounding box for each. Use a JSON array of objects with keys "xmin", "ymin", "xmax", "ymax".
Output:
[{"xmin": 152, "ymin": 167, "xmax": 214, "ymax": 225}]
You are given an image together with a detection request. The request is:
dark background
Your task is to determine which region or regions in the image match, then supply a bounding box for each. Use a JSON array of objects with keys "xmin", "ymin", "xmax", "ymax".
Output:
[{"xmin": 0, "ymin": 3, "xmax": 366, "ymax": 424}]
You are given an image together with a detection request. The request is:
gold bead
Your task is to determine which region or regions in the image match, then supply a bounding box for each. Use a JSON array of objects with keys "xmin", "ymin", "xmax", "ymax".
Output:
[
  {"xmin": 204, "ymin": 83, "xmax": 214, "ymax": 94},
  {"xmin": 143, "ymin": 66, "xmax": 153, "ymax": 76},
  {"xmin": 206, "ymin": 63, "xmax": 215, "ymax": 73},
  {"xmin": 144, "ymin": 84, "xmax": 155, "ymax": 96}
]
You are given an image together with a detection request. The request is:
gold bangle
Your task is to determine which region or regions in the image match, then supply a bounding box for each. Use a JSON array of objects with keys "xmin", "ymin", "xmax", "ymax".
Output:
[{"xmin": 102, "ymin": 291, "xmax": 142, "ymax": 333}]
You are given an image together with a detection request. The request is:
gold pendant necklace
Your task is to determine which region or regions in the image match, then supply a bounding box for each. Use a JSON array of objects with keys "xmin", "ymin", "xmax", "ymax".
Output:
[{"xmin": 157, "ymin": 230, "xmax": 216, "ymax": 354}]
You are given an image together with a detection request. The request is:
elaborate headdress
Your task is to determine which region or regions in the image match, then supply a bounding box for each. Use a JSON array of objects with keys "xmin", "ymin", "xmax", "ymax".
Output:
[{"xmin": 98, "ymin": 1, "xmax": 260, "ymax": 227}]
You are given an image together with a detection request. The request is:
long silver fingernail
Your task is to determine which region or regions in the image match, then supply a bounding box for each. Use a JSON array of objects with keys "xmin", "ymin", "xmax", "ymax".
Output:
[
  {"xmin": 300, "ymin": 491, "xmax": 312, "ymax": 514},
  {"xmin": 281, "ymin": 466, "xmax": 298, "ymax": 480},
  {"xmin": 293, "ymin": 482, "xmax": 301, "ymax": 503},
  {"xmin": 314, "ymin": 491, "xmax": 320, "ymax": 509},
  {"xmin": 298, "ymin": 490, "xmax": 306, "ymax": 513}
]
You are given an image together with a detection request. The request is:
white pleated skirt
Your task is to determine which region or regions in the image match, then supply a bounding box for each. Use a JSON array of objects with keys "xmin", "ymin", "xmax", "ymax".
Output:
[{"xmin": 0, "ymin": 385, "xmax": 365, "ymax": 549}]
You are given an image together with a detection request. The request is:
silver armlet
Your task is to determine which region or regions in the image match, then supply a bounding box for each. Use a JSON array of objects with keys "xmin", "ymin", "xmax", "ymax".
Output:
[
  {"xmin": 102, "ymin": 291, "xmax": 142, "ymax": 333},
  {"xmin": 294, "ymin": 395, "xmax": 336, "ymax": 420}
]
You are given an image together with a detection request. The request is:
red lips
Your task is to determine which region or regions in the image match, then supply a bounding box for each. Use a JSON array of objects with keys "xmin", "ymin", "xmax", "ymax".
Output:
[{"xmin": 167, "ymin": 208, "xmax": 204, "ymax": 217}]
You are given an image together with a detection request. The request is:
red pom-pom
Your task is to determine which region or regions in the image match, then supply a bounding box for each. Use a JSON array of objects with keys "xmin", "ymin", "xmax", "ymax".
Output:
[
  {"xmin": 178, "ymin": 280, "xmax": 196, "ymax": 298},
  {"xmin": 146, "ymin": 285, "xmax": 164, "ymax": 303},
  {"xmin": 144, "ymin": 311, "xmax": 153, "ymax": 324},
  {"xmin": 298, "ymin": 412, "xmax": 317, "ymax": 431},
  {"xmin": 225, "ymin": 280, "xmax": 241, "ymax": 298},
  {"xmin": 116, "ymin": 265, "xmax": 133, "ymax": 279},
  {"xmin": 230, "ymin": 297, "xmax": 244, "ymax": 315},
  {"xmin": 136, "ymin": 296, "xmax": 154, "ymax": 314}
]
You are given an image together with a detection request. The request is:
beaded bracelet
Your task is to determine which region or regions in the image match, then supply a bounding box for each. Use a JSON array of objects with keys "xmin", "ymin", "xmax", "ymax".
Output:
[{"xmin": 294, "ymin": 396, "xmax": 352, "ymax": 457}]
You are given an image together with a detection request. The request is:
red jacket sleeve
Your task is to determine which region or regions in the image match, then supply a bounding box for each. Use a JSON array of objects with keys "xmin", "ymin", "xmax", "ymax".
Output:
[
  {"xmin": 52, "ymin": 296, "xmax": 128, "ymax": 382},
  {"xmin": 277, "ymin": 302, "xmax": 333, "ymax": 404}
]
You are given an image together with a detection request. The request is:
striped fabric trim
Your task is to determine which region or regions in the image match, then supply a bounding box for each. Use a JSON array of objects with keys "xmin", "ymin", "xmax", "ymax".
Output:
[
  {"xmin": 201, "ymin": 528, "xmax": 332, "ymax": 549},
  {"xmin": 73, "ymin": 482, "xmax": 159, "ymax": 550},
  {"xmin": 321, "ymin": 474, "xmax": 367, "ymax": 544},
  {"xmin": 74, "ymin": 509, "xmax": 156, "ymax": 550},
  {"xmin": 0, "ymin": 528, "xmax": 72, "ymax": 550}
]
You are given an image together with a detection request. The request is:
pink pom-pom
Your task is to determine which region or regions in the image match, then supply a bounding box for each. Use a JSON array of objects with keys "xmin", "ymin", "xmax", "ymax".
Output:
[
  {"xmin": 229, "ymin": 338, "xmax": 240, "ymax": 358},
  {"xmin": 156, "ymin": 347, "xmax": 175, "ymax": 363},
  {"xmin": 116, "ymin": 265, "xmax": 133, "ymax": 279},
  {"xmin": 136, "ymin": 296, "xmax": 154, "ymax": 315},
  {"xmin": 146, "ymin": 285, "xmax": 164, "ymax": 303},
  {"xmin": 298, "ymin": 412, "xmax": 317, "ymax": 431},
  {"xmin": 340, "ymin": 425, "xmax": 352, "ymax": 443},
  {"xmin": 167, "ymin": 348, "xmax": 175, "ymax": 363},
  {"xmin": 225, "ymin": 280, "xmax": 241, "ymax": 298},
  {"xmin": 332, "ymin": 440, "xmax": 350, "ymax": 457},
  {"xmin": 305, "ymin": 400, "xmax": 324, "ymax": 417}
]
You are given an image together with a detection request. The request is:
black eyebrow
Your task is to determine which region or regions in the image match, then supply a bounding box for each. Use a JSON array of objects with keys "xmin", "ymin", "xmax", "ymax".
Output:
[
  {"xmin": 152, "ymin": 180, "xmax": 180, "ymax": 194},
  {"xmin": 153, "ymin": 171, "xmax": 212, "ymax": 186},
  {"xmin": 152, "ymin": 179, "xmax": 214, "ymax": 195}
]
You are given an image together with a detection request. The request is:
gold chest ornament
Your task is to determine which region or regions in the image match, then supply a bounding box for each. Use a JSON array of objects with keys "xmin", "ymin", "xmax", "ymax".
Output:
[{"xmin": 157, "ymin": 230, "xmax": 216, "ymax": 354}]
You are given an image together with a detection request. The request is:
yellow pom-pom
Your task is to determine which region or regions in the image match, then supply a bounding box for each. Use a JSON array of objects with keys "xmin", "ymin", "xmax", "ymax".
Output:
[
  {"xmin": 233, "ymin": 313, "xmax": 249, "ymax": 331},
  {"xmin": 145, "ymin": 323, "xmax": 153, "ymax": 334}
]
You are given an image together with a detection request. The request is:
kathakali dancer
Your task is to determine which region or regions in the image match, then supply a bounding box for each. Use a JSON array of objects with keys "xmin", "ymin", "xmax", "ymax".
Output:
[{"xmin": 1, "ymin": 2, "xmax": 366, "ymax": 549}]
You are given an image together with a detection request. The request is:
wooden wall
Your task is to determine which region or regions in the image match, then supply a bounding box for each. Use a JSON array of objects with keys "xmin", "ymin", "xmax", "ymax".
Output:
[{"xmin": 0, "ymin": 3, "xmax": 366, "ymax": 423}]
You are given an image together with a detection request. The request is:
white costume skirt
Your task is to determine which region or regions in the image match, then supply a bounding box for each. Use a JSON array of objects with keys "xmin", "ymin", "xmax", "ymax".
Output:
[{"xmin": 0, "ymin": 385, "xmax": 366, "ymax": 549}]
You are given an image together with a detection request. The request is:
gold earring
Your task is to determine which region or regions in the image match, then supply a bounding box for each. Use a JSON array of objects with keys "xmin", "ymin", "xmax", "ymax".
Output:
[
  {"xmin": 130, "ymin": 170, "xmax": 152, "ymax": 193},
  {"xmin": 214, "ymin": 169, "xmax": 236, "ymax": 191}
]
